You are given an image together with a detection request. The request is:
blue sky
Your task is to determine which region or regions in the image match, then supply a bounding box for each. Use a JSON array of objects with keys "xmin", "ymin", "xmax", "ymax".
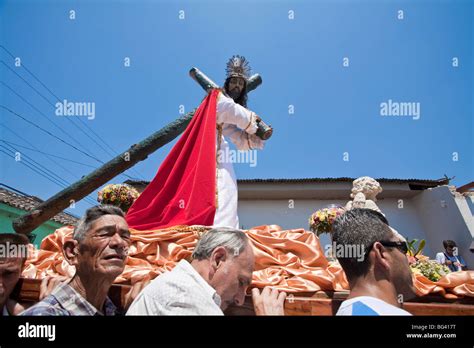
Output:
[{"xmin": 1, "ymin": 0, "xmax": 472, "ymax": 218}]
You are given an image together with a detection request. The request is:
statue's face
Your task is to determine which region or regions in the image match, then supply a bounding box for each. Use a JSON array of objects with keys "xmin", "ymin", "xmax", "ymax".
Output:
[
  {"xmin": 351, "ymin": 178, "xmax": 382, "ymax": 199},
  {"xmin": 227, "ymin": 77, "xmax": 245, "ymax": 100}
]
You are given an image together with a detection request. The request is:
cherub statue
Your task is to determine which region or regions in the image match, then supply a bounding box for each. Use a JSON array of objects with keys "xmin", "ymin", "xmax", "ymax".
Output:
[
  {"xmin": 345, "ymin": 176, "xmax": 406, "ymax": 241},
  {"xmin": 345, "ymin": 176, "xmax": 383, "ymax": 214}
]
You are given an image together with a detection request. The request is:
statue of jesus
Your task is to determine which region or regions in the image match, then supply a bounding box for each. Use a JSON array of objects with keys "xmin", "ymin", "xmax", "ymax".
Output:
[
  {"xmin": 213, "ymin": 55, "xmax": 271, "ymax": 228},
  {"xmin": 126, "ymin": 55, "xmax": 271, "ymax": 231}
]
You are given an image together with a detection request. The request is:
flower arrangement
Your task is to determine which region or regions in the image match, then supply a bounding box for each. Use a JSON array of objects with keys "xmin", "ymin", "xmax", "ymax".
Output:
[
  {"xmin": 308, "ymin": 205, "xmax": 345, "ymax": 236},
  {"xmin": 97, "ymin": 184, "xmax": 140, "ymax": 212},
  {"xmin": 410, "ymin": 259, "xmax": 450, "ymax": 282},
  {"xmin": 405, "ymin": 238, "xmax": 450, "ymax": 282}
]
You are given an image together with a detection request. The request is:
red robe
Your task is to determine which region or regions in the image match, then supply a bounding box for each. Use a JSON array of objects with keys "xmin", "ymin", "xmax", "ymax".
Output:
[{"xmin": 126, "ymin": 89, "xmax": 219, "ymax": 230}]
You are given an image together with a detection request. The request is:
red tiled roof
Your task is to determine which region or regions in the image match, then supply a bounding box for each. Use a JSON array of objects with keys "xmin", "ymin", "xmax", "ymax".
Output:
[{"xmin": 0, "ymin": 187, "xmax": 79, "ymax": 226}]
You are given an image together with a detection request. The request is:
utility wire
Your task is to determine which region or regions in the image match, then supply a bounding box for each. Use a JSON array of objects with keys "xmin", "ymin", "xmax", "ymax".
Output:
[
  {"xmin": 0, "ymin": 148, "xmax": 96, "ymax": 208},
  {"xmin": 1, "ymin": 143, "xmax": 97, "ymax": 205},
  {"xmin": 1, "ymin": 121, "xmax": 140, "ymax": 183},
  {"xmin": 0, "ymin": 145, "xmax": 96, "ymax": 206},
  {"xmin": 0, "ymin": 59, "xmax": 113, "ymax": 161},
  {"xmin": 1, "ymin": 122, "xmax": 94, "ymax": 181},
  {"xmin": 0, "ymin": 139, "xmax": 97, "ymax": 168},
  {"xmin": 1, "ymin": 105, "xmax": 103, "ymax": 164},
  {"xmin": 1, "ymin": 80, "xmax": 95, "ymax": 154},
  {"xmin": 0, "ymin": 45, "xmax": 146, "ymax": 180}
]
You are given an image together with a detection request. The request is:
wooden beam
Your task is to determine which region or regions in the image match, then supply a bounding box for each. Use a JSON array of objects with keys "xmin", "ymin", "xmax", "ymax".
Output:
[
  {"xmin": 12, "ymin": 110, "xmax": 196, "ymax": 235},
  {"xmin": 14, "ymin": 278, "xmax": 474, "ymax": 315},
  {"xmin": 13, "ymin": 69, "xmax": 264, "ymax": 235}
]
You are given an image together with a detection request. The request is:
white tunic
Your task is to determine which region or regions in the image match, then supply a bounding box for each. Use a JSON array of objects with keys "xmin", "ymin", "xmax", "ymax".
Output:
[{"xmin": 213, "ymin": 92, "xmax": 264, "ymax": 228}]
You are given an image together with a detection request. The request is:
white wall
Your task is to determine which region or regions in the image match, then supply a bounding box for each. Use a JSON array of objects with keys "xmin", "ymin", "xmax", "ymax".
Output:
[
  {"xmin": 238, "ymin": 197, "xmax": 433, "ymax": 257},
  {"xmin": 412, "ymin": 186, "xmax": 474, "ymax": 268}
]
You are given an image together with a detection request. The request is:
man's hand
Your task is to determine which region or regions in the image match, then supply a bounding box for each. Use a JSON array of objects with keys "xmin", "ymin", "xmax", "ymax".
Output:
[
  {"xmin": 251, "ymin": 286, "xmax": 287, "ymax": 316},
  {"xmin": 11, "ymin": 276, "xmax": 67, "ymax": 315},
  {"xmin": 39, "ymin": 276, "xmax": 69, "ymax": 300},
  {"xmin": 453, "ymin": 261, "xmax": 464, "ymax": 269}
]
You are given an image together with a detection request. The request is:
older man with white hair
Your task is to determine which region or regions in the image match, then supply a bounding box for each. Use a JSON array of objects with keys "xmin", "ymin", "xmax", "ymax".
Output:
[
  {"xmin": 127, "ymin": 227, "xmax": 286, "ymax": 315},
  {"xmin": 22, "ymin": 205, "xmax": 131, "ymax": 316}
]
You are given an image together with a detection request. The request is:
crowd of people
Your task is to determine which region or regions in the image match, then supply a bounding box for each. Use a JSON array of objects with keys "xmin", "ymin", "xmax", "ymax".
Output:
[{"xmin": 0, "ymin": 205, "xmax": 468, "ymax": 316}]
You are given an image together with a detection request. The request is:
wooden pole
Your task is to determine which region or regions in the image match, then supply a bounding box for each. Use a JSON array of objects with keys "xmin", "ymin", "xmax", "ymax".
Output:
[
  {"xmin": 13, "ymin": 67, "xmax": 263, "ymax": 235},
  {"xmin": 12, "ymin": 110, "xmax": 195, "ymax": 235}
]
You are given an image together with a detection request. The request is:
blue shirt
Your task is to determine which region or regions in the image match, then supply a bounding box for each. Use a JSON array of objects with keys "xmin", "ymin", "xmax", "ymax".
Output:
[{"xmin": 444, "ymin": 253, "xmax": 466, "ymax": 272}]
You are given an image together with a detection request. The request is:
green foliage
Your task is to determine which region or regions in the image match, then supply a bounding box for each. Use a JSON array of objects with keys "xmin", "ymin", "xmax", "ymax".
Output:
[{"xmin": 406, "ymin": 238, "xmax": 426, "ymax": 257}]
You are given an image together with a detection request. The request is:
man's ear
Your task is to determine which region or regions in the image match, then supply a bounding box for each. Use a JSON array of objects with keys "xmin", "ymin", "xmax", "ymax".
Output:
[
  {"xmin": 209, "ymin": 246, "xmax": 228, "ymax": 276},
  {"xmin": 372, "ymin": 242, "xmax": 391, "ymax": 273},
  {"xmin": 63, "ymin": 239, "xmax": 80, "ymax": 266}
]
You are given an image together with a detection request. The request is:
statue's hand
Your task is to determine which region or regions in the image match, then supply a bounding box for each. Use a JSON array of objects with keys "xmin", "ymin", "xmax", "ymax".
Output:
[{"xmin": 266, "ymin": 127, "xmax": 273, "ymax": 138}]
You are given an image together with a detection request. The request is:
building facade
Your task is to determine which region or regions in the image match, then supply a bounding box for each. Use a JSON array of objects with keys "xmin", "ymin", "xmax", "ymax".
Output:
[
  {"xmin": 0, "ymin": 186, "xmax": 78, "ymax": 246},
  {"xmin": 126, "ymin": 177, "xmax": 474, "ymax": 268},
  {"xmin": 237, "ymin": 178, "xmax": 474, "ymax": 268}
]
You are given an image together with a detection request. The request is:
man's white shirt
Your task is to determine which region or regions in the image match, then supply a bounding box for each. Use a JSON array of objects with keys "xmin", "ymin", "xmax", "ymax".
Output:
[{"xmin": 126, "ymin": 260, "xmax": 223, "ymax": 315}]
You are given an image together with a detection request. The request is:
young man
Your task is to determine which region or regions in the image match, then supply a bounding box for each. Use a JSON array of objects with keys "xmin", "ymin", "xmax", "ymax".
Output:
[
  {"xmin": 436, "ymin": 240, "xmax": 467, "ymax": 272},
  {"xmin": 332, "ymin": 208, "xmax": 416, "ymax": 315}
]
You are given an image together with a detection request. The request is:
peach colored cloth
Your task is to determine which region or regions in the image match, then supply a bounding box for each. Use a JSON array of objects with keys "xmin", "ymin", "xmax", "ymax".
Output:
[
  {"xmin": 413, "ymin": 271, "xmax": 474, "ymax": 299},
  {"xmin": 22, "ymin": 225, "xmax": 474, "ymax": 298}
]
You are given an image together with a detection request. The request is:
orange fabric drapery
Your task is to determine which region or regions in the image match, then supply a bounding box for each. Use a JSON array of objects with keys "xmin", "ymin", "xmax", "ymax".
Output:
[{"xmin": 22, "ymin": 225, "xmax": 474, "ymax": 298}]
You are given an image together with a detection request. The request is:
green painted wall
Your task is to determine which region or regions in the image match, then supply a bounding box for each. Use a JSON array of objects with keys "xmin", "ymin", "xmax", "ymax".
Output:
[{"xmin": 0, "ymin": 203, "xmax": 65, "ymax": 247}]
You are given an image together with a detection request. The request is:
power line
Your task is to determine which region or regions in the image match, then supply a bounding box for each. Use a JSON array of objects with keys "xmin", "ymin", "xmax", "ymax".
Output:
[
  {"xmin": 0, "ymin": 46, "xmax": 58, "ymax": 104},
  {"xmin": 1, "ymin": 139, "xmax": 97, "ymax": 168},
  {"xmin": 1, "ymin": 105, "xmax": 104, "ymax": 164},
  {"xmin": 2, "ymin": 141, "xmax": 77, "ymax": 189},
  {"xmin": 1, "ymin": 121, "xmax": 141, "ymax": 183},
  {"xmin": 0, "ymin": 59, "xmax": 114, "ymax": 161},
  {"xmin": 0, "ymin": 182, "xmax": 33, "ymax": 196},
  {"xmin": 1, "ymin": 143, "xmax": 72, "ymax": 188},
  {"xmin": 0, "ymin": 80, "xmax": 96, "ymax": 154},
  {"xmin": 0, "ymin": 145, "xmax": 92, "ymax": 204},
  {"xmin": 0, "ymin": 123, "xmax": 100, "ymax": 204},
  {"xmin": 0, "ymin": 145, "xmax": 96, "ymax": 206},
  {"xmin": 1, "ymin": 44, "xmax": 145, "ymax": 179},
  {"xmin": 0, "ymin": 46, "xmax": 146, "ymax": 180},
  {"xmin": 0, "ymin": 148, "xmax": 96, "ymax": 207},
  {"xmin": 1, "ymin": 123, "xmax": 95, "ymax": 182},
  {"xmin": 0, "ymin": 147, "xmax": 64, "ymax": 188},
  {"xmin": 12, "ymin": 54, "xmax": 121, "ymax": 156},
  {"xmin": 0, "ymin": 143, "xmax": 97, "ymax": 206},
  {"xmin": 0, "ymin": 60, "xmax": 55, "ymax": 106},
  {"xmin": 1, "ymin": 124, "xmax": 100, "ymax": 205},
  {"xmin": 0, "ymin": 82, "xmax": 143, "ymax": 180}
]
